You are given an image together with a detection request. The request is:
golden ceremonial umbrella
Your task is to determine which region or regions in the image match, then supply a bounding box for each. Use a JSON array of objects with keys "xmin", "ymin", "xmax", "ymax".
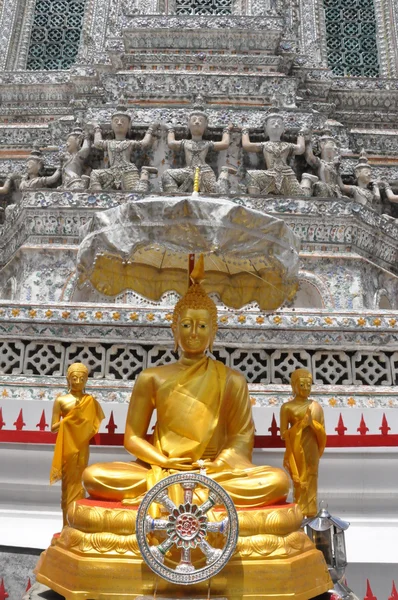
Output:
[{"xmin": 76, "ymin": 197, "xmax": 300, "ymax": 310}]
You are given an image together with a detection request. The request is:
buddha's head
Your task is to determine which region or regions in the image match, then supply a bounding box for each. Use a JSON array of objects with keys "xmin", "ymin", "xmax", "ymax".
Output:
[
  {"xmin": 67, "ymin": 362, "xmax": 88, "ymax": 393},
  {"xmin": 66, "ymin": 128, "xmax": 83, "ymax": 153},
  {"xmin": 291, "ymin": 368, "xmax": 312, "ymax": 399},
  {"xmin": 111, "ymin": 103, "xmax": 131, "ymax": 138},
  {"xmin": 264, "ymin": 112, "xmax": 284, "ymax": 141},
  {"xmin": 172, "ymin": 257, "xmax": 217, "ymax": 355}
]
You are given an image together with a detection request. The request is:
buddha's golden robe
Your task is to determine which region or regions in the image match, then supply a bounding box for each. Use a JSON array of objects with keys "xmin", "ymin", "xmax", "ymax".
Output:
[{"xmin": 83, "ymin": 357, "xmax": 289, "ymax": 507}]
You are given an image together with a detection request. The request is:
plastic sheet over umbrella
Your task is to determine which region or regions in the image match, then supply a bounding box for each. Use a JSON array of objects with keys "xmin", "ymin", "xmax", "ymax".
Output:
[{"xmin": 76, "ymin": 197, "xmax": 300, "ymax": 310}]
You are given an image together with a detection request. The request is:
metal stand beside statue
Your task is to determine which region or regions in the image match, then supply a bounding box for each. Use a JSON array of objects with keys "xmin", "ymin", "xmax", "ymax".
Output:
[{"xmin": 304, "ymin": 503, "xmax": 360, "ymax": 600}]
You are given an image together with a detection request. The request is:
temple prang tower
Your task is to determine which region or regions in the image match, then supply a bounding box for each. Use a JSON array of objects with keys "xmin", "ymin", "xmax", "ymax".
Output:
[{"xmin": 0, "ymin": 0, "xmax": 397, "ymax": 597}]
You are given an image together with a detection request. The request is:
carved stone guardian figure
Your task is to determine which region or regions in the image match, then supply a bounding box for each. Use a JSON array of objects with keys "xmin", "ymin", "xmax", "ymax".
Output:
[
  {"xmin": 161, "ymin": 104, "xmax": 236, "ymax": 194},
  {"xmin": 242, "ymin": 110, "xmax": 317, "ymax": 197},
  {"xmin": 304, "ymin": 129, "xmax": 346, "ymax": 198},
  {"xmin": 5, "ymin": 145, "xmax": 61, "ymax": 220},
  {"xmin": 339, "ymin": 150, "xmax": 381, "ymax": 209},
  {"xmin": 61, "ymin": 126, "xmax": 91, "ymax": 190},
  {"xmin": 89, "ymin": 103, "xmax": 158, "ymax": 193},
  {"xmin": 17, "ymin": 145, "xmax": 61, "ymax": 191}
]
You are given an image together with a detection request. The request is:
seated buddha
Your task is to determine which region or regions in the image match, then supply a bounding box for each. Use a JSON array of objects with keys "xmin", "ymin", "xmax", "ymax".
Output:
[
  {"xmin": 83, "ymin": 257, "xmax": 289, "ymax": 508},
  {"xmin": 36, "ymin": 257, "xmax": 331, "ymax": 599}
]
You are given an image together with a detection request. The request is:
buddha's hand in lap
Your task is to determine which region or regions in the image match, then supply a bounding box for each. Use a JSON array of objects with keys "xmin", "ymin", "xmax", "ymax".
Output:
[
  {"xmin": 193, "ymin": 458, "xmax": 226, "ymax": 474},
  {"xmin": 158, "ymin": 456, "xmax": 193, "ymax": 471}
]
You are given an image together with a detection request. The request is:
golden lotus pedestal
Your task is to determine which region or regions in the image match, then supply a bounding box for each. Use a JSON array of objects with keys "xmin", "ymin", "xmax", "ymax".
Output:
[{"xmin": 35, "ymin": 499, "xmax": 332, "ymax": 600}]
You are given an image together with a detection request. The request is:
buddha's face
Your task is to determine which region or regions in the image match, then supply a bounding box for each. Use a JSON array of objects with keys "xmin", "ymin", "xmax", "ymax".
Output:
[
  {"xmin": 111, "ymin": 115, "xmax": 130, "ymax": 137},
  {"xmin": 265, "ymin": 116, "xmax": 284, "ymax": 138},
  {"xmin": 177, "ymin": 307, "xmax": 213, "ymax": 355},
  {"xmin": 189, "ymin": 114, "xmax": 207, "ymax": 137},
  {"xmin": 27, "ymin": 159, "xmax": 40, "ymax": 176},
  {"xmin": 66, "ymin": 135, "xmax": 80, "ymax": 153},
  {"xmin": 68, "ymin": 370, "xmax": 87, "ymax": 393},
  {"xmin": 293, "ymin": 374, "xmax": 312, "ymax": 398}
]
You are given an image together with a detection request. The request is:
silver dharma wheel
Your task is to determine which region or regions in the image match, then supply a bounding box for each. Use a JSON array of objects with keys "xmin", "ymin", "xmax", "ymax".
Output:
[{"xmin": 136, "ymin": 472, "xmax": 239, "ymax": 585}]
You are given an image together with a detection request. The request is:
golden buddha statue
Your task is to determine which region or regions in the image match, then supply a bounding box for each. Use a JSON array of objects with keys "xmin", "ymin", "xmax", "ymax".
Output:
[
  {"xmin": 83, "ymin": 258, "xmax": 289, "ymax": 508},
  {"xmin": 50, "ymin": 362, "xmax": 105, "ymax": 526},
  {"xmin": 280, "ymin": 368, "xmax": 327, "ymax": 517},
  {"xmin": 37, "ymin": 263, "xmax": 331, "ymax": 599}
]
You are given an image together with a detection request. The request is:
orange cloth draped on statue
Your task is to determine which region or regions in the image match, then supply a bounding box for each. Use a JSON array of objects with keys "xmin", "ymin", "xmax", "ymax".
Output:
[{"xmin": 83, "ymin": 357, "xmax": 289, "ymax": 507}]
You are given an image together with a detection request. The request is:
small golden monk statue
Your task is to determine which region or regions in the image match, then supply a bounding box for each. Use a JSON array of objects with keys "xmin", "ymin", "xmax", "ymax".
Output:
[
  {"xmin": 83, "ymin": 257, "xmax": 289, "ymax": 507},
  {"xmin": 50, "ymin": 362, "xmax": 105, "ymax": 526},
  {"xmin": 280, "ymin": 368, "xmax": 326, "ymax": 517}
]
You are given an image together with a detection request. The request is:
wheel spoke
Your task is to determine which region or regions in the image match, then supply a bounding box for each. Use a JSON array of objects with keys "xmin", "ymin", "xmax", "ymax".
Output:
[
  {"xmin": 197, "ymin": 490, "xmax": 218, "ymax": 514},
  {"xmin": 198, "ymin": 539, "xmax": 223, "ymax": 564},
  {"xmin": 206, "ymin": 517, "xmax": 229, "ymax": 535},
  {"xmin": 145, "ymin": 516, "xmax": 169, "ymax": 533},
  {"xmin": 155, "ymin": 489, "xmax": 177, "ymax": 513},
  {"xmin": 175, "ymin": 547, "xmax": 195, "ymax": 573},
  {"xmin": 181, "ymin": 481, "xmax": 196, "ymax": 504},
  {"xmin": 155, "ymin": 536, "xmax": 175, "ymax": 557}
]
